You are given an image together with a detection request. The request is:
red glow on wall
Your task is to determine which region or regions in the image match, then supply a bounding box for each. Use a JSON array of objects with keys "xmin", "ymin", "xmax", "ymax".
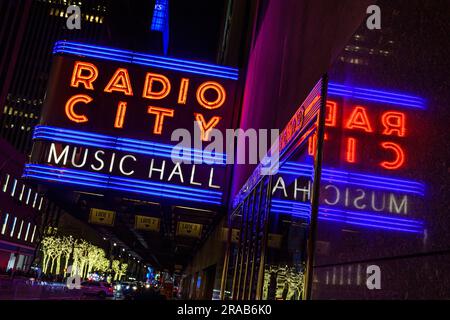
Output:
[
  {"xmin": 345, "ymin": 106, "xmax": 373, "ymax": 133},
  {"xmin": 381, "ymin": 111, "xmax": 406, "ymax": 137},
  {"xmin": 346, "ymin": 137, "xmax": 356, "ymax": 163},
  {"xmin": 306, "ymin": 100, "xmax": 409, "ymax": 171},
  {"xmin": 380, "ymin": 142, "xmax": 405, "ymax": 170}
]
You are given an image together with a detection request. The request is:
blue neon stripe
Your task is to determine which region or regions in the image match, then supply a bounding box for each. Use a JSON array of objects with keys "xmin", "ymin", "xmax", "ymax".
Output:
[
  {"xmin": 279, "ymin": 162, "xmax": 425, "ymax": 196},
  {"xmin": 321, "ymin": 206, "xmax": 423, "ymax": 225},
  {"xmin": 328, "ymin": 82, "xmax": 426, "ymax": 109},
  {"xmin": 53, "ymin": 41, "xmax": 239, "ymax": 80},
  {"xmin": 53, "ymin": 45, "xmax": 239, "ymax": 79},
  {"xmin": 132, "ymin": 56, "xmax": 238, "ymax": 77},
  {"xmin": 269, "ymin": 200, "xmax": 424, "ymax": 233},
  {"xmin": 23, "ymin": 164, "xmax": 223, "ymax": 204},
  {"xmin": 354, "ymin": 86, "xmax": 425, "ymax": 102},
  {"xmin": 24, "ymin": 168, "xmax": 222, "ymax": 203},
  {"xmin": 53, "ymin": 49, "xmax": 238, "ymax": 80},
  {"xmin": 54, "ymin": 49, "xmax": 132, "ymax": 64},
  {"xmin": 33, "ymin": 126, "xmax": 226, "ymax": 164},
  {"xmin": 26, "ymin": 164, "xmax": 110, "ymax": 179},
  {"xmin": 271, "ymin": 200, "xmax": 423, "ymax": 226},
  {"xmin": 329, "ymin": 83, "xmax": 425, "ymax": 102},
  {"xmin": 321, "ymin": 217, "xmax": 422, "ymax": 233},
  {"xmin": 54, "ymin": 41, "xmax": 238, "ymax": 72},
  {"xmin": 25, "ymin": 164, "xmax": 222, "ymax": 197},
  {"xmin": 284, "ymin": 162, "xmax": 425, "ymax": 189},
  {"xmin": 271, "ymin": 199, "xmax": 311, "ymax": 207},
  {"xmin": 270, "ymin": 199, "xmax": 423, "ymax": 226},
  {"xmin": 327, "ymin": 89, "xmax": 425, "ymax": 108},
  {"xmin": 132, "ymin": 60, "xmax": 239, "ymax": 80},
  {"xmin": 35, "ymin": 126, "xmax": 226, "ymax": 161},
  {"xmin": 53, "ymin": 44, "xmax": 131, "ymax": 60},
  {"xmin": 25, "ymin": 172, "xmax": 221, "ymax": 205},
  {"xmin": 35, "ymin": 125, "xmax": 227, "ymax": 161},
  {"xmin": 321, "ymin": 174, "xmax": 423, "ymax": 193},
  {"xmin": 329, "ymin": 86, "xmax": 424, "ymax": 105},
  {"xmin": 34, "ymin": 132, "xmax": 212, "ymax": 163},
  {"xmin": 269, "ymin": 209, "xmax": 421, "ymax": 233}
]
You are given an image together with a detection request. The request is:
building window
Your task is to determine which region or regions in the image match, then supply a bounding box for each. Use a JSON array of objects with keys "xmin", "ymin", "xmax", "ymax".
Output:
[
  {"xmin": 6, "ymin": 253, "xmax": 16, "ymax": 271},
  {"xmin": 38, "ymin": 197, "xmax": 44, "ymax": 211},
  {"xmin": 26, "ymin": 188, "xmax": 32, "ymax": 205},
  {"xmin": 17, "ymin": 220, "xmax": 24, "ymax": 239},
  {"xmin": 24, "ymin": 222, "xmax": 31, "ymax": 242},
  {"xmin": 10, "ymin": 179, "xmax": 17, "ymax": 197},
  {"xmin": 1, "ymin": 213, "xmax": 9, "ymax": 235},
  {"xmin": 32, "ymin": 193, "xmax": 38, "ymax": 208},
  {"xmin": 10, "ymin": 216, "xmax": 17, "ymax": 237},
  {"xmin": 2, "ymin": 173, "xmax": 10, "ymax": 192},
  {"xmin": 30, "ymin": 225, "xmax": 37, "ymax": 243},
  {"xmin": 19, "ymin": 184, "xmax": 25, "ymax": 201}
]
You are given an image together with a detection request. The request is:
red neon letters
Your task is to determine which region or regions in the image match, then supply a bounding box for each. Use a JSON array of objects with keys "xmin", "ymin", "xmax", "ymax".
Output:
[
  {"xmin": 65, "ymin": 61, "xmax": 227, "ymax": 136},
  {"xmin": 65, "ymin": 94, "xmax": 92, "ymax": 123},
  {"xmin": 307, "ymin": 100, "xmax": 408, "ymax": 170},
  {"xmin": 346, "ymin": 106, "xmax": 373, "ymax": 133},
  {"xmin": 381, "ymin": 111, "xmax": 406, "ymax": 137},
  {"xmin": 380, "ymin": 142, "xmax": 405, "ymax": 170}
]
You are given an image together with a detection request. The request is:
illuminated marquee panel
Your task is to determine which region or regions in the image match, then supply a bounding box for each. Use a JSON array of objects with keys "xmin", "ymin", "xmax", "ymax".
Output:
[
  {"xmin": 25, "ymin": 41, "xmax": 239, "ymax": 206},
  {"xmin": 233, "ymin": 79, "xmax": 324, "ymax": 207},
  {"xmin": 271, "ymin": 83, "xmax": 426, "ymax": 234}
]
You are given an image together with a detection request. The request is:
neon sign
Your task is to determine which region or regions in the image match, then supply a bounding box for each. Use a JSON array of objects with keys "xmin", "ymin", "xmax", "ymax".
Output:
[
  {"xmin": 25, "ymin": 41, "xmax": 239, "ymax": 206},
  {"xmin": 272, "ymin": 83, "xmax": 426, "ymax": 234}
]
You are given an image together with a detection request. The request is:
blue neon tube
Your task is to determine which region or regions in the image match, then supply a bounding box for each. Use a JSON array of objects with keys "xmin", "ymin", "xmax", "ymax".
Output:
[
  {"xmin": 23, "ymin": 164, "xmax": 223, "ymax": 204},
  {"xmin": 53, "ymin": 41, "xmax": 239, "ymax": 80},
  {"xmin": 33, "ymin": 126, "xmax": 226, "ymax": 165}
]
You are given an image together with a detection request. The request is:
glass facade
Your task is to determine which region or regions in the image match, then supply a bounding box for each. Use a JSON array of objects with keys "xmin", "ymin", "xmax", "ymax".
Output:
[{"xmin": 221, "ymin": 0, "xmax": 450, "ymax": 300}]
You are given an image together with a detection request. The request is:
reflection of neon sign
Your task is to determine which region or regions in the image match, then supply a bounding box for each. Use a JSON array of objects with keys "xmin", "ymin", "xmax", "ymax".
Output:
[
  {"xmin": 272, "ymin": 83, "xmax": 426, "ymax": 234},
  {"xmin": 270, "ymin": 199, "xmax": 424, "ymax": 234},
  {"xmin": 308, "ymin": 101, "xmax": 409, "ymax": 170},
  {"xmin": 279, "ymin": 163, "xmax": 424, "ymax": 196},
  {"xmin": 271, "ymin": 165, "xmax": 425, "ymax": 233},
  {"xmin": 327, "ymin": 83, "xmax": 426, "ymax": 109}
]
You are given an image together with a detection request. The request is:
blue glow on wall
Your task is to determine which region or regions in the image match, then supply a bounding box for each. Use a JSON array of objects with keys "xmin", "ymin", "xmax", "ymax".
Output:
[
  {"xmin": 328, "ymin": 82, "xmax": 426, "ymax": 109},
  {"xmin": 270, "ymin": 199, "xmax": 424, "ymax": 234},
  {"xmin": 279, "ymin": 162, "xmax": 425, "ymax": 196}
]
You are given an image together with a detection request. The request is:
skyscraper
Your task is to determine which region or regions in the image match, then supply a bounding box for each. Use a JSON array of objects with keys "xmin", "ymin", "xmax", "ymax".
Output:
[{"xmin": 0, "ymin": 0, "xmax": 108, "ymax": 153}]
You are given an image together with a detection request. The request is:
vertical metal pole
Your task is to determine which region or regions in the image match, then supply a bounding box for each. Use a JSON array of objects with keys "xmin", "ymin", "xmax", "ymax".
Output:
[
  {"xmin": 256, "ymin": 175, "xmax": 273, "ymax": 300},
  {"xmin": 219, "ymin": 217, "xmax": 232, "ymax": 299},
  {"xmin": 303, "ymin": 74, "xmax": 328, "ymax": 300}
]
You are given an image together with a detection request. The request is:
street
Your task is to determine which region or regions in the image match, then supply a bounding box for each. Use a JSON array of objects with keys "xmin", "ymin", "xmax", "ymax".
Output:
[{"xmin": 0, "ymin": 276, "xmax": 118, "ymax": 300}]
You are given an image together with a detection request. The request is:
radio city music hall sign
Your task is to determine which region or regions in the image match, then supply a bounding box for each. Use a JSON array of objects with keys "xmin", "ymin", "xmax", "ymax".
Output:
[{"xmin": 25, "ymin": 41, "xmax": 239, "ymax": 205}]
